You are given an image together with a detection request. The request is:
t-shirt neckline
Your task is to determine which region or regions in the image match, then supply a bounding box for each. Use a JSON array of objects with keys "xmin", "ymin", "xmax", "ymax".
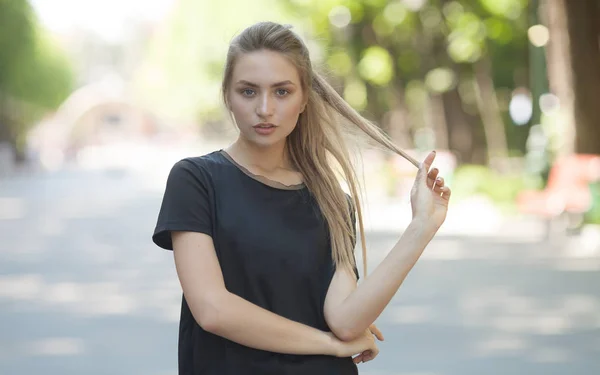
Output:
[{"xmin": 219, "ymin": 150, "xmax": 306, "ymax": 191}]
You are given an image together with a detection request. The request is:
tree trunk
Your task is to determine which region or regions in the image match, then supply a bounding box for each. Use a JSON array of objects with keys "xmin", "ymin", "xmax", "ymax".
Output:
[
  {"xmin": 540, "ymin": 0, "xmax": 576, "ymax": 155},
  {"xmin": 427, "ymin": 93, "xmax": 449, "ymax": 150},
  {"xmin": 563, "ymin": 0, "xmax": 600, "ymax": 154},
  {"xmin": 442, "ymin": 88, "xmax": 477, "ymax": 164},
  {"xmin": 412, "ymin": 15, "xmax": 451, "ymax": 151},
  {"xmin": 386, "ymin": 84, "xmax": 414, "ymax": 150},
  {"xmin": 473, "ymin": 57, "xmax": 510, "ymax": 170}
]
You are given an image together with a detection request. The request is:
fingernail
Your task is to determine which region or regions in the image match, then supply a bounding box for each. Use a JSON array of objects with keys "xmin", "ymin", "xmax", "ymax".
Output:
[{"xmin": 432, "ymin": 150, "xmax": 436, "ymax": 154}]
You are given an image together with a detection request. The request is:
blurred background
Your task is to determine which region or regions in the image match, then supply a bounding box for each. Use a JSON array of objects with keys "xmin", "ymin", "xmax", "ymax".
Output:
[{"xmin": 1, "ymin": 0, "xmax": 599, "ymax": 374}]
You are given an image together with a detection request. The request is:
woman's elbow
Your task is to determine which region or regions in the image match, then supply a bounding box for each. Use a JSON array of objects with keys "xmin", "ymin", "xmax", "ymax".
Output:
[
  {"xmin": 190, "ymin": 292, "xmax": 226, "ymax": 334},
  {"xmin": 329, "ymin": 321, "xmax": 363, "ymax": 342},
  {"xmin": 198, "ymin": 308, "xmax": 221, "ymax": 333},
  {"xmin": 335, "ymin": 329, "xmax": 359, "ymax": 342}
]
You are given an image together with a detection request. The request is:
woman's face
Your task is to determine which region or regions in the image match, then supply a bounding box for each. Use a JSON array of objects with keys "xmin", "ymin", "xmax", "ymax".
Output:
[{"xmin": 227, "ymin": 50, "xmax": 306, "ymax": 148}]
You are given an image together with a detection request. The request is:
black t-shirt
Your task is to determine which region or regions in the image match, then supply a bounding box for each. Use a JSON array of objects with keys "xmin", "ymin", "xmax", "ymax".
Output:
[{"xmin": 152, "ymin": 150, "xmax": 359, "ymax": 375}]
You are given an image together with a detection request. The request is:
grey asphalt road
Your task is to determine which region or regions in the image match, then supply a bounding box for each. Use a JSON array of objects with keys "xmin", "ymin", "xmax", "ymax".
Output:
[{"xmin": 1, "ymin": 166, "xmax": 598, "ymax": 375}]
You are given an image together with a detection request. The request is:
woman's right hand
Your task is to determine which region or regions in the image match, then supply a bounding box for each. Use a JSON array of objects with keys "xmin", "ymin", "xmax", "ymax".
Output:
[{"xmin": 327, "ymin": 329, "xmax": 379, "ymax": 362}]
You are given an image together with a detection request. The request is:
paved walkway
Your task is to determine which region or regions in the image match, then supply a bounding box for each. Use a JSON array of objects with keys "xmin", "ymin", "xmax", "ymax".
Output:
[{"xmin": 0, "ymin": 161, "xmax": 598, "ymax": 375}]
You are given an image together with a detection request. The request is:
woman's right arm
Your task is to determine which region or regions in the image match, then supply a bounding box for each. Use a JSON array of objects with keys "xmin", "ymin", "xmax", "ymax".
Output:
[{"xmin": 172, "ymin": 230, "xmax": 376, "ymax": 358}]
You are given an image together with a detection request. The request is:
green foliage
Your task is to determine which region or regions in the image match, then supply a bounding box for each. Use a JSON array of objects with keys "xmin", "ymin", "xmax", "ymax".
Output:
[
  {"xmin": 283, "ymin": 0, "xmax": 529, "ymax": 118},
  {"xmin": 343, "ymin": 78, "xmax": 367, "ymax": 110},
  {"xmin": 0, "ymin": 0, "xmax": 74, "ymax": 145},
  {"xmin": 358, "ymin": 46, "xmax": 394, "ymax": 86},
  {"xmin": 327, "ymin": 50, "xmax": 353, "ymax": 76},
  {"xmin": 0, "ymin": 0, "xmax": 35, "ymax": 89},
  {"xmin": 447, "ymin": 11, "xmax": 485, "ymax": 63},
  {"xmin": 479, "ymin": 0, "xmax": 528, "ymax": 19},
  {"xmin": 133, "ymin": 0, "xmax": 297, "ymax": 122},
  {"xmin": 6, "ymin": 27, "xmax": 73, "ymax": 110},
  {"xmin": 382, "ymin": 2, "xmax": 408, "ymax": 25},
  {"xmin": 484, "ymin": 18, "xmax": 515, "ymax": 44},
  {"xmin": 134, "ymin": 0, "xmax": 532, "ymax": 157},
  {"xmin": 451, "ymin": 164, "xmax": 540, "ymax": 207},
  {"xmin": 425, "ymin": 67, "xmax": 456, "ymax": 93},
  {"xmin": 585, "ymin": 183, "xmax": 600, "ymax": 225}
]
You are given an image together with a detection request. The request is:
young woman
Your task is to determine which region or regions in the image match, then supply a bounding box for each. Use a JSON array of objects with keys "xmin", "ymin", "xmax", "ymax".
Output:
[{"xmin": 152, "ymin": 22, "xmax": 451, "ymax": 375}]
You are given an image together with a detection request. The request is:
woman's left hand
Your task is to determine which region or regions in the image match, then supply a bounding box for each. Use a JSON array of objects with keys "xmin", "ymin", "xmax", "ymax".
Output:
[
  {"xmin": 353, "ymin": 324, "xmax": 384, "ymax": 364},
  {"xmin": 410, "ymin": 151, "xmax": 452, "ymax": 231},
  {"xmin": 368, "ymin": 324, "xmax": 384, "ymax": 342}
]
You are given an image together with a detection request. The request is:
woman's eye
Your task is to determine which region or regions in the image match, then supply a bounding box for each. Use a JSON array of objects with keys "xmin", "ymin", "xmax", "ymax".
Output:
[
  {"xmin": 276, "ymin": 88, "xmax": 289, "ymax": 96},
  {"xmin": 241, "ymin": 89, "xmax": 255, "ymax": 96}
]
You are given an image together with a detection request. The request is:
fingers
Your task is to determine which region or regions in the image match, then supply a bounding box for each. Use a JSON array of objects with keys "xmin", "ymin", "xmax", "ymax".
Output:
[
  {"xmin": 417, "ymin": 151, "xmax": 436, "ymax": 183},
  {"xmin": 354, "ymin": 349, "xmax": 380, "ymax": 364},
  {"xmin": 361, "ymin": 347, "xmax": 380, "ymax": 363},
  {"xmin": 431, "ymin": 177, "xmax": 444, "ymax": 192},
  {"xmin": 421, "ymin": 150, "xmax": 436, "ymax": 172},
  {"xmin": 440, "ymin": 186, "xmax": 452, "ymax": 200},
  {"xmin": 369, "ymin": 324, "xmax": 384, "ymax": 341},
  {"xmin": 427, "ymin": 169, "xmax": 442, "ymax": 189},
  {"xmin": 432, "ymin": 184, "xmax": 451, "ymax": 199},
  {"xmin": 428, "ymin": 175, "xmax": 452, "ymax": 202},
  {"xmin": 427, "ymin": 168, "xmax": 449, "ymax": 196},
  {"xmin": 427, "ymin": 168, "xmax": 440, "ymax": 182}
]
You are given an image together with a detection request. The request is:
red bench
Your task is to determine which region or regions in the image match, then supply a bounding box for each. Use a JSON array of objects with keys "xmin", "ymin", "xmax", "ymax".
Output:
[{"xmin": 516, "ymin": 153, "xmax": 600, "ymax": 236}]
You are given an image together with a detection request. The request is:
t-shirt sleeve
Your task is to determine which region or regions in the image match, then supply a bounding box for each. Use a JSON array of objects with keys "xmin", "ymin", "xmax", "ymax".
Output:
[{"xmin": 152, "ymin": 159, "xmax": 213, "ymax": 250}]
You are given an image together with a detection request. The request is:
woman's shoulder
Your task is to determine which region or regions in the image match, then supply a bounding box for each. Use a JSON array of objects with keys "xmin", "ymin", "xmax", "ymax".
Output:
[
  {"xmin": 171, "ymin": 150, "xmax": 229, "ymax": 174},
  {"xmin": 164, "ymin": 150, "xmax": 232, "ymax": 188}
]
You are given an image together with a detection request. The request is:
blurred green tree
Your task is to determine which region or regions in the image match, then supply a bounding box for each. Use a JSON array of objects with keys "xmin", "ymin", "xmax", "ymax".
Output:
[
  {"xmin": 132, "ymin": 0, "xmax": 300, "ymax": 135},
  {"xmin": 0, "ymin": 0, "xmax": 73, "ymax": 159},
  {"xmin": 282, "ymin": 0, "xmax": 531, "ymax": 167}
]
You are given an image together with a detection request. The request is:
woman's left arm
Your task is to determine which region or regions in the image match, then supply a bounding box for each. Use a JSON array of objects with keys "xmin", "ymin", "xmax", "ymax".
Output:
[{"xmin": 324, "ymin": 151, "xmax": 450, "ymax": 341}]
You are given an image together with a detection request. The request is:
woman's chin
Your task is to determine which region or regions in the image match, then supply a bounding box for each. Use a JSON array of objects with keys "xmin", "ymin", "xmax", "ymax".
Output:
[{"xmin": 240, "ymin": 132, "xmax": 287, "ymax": 149}]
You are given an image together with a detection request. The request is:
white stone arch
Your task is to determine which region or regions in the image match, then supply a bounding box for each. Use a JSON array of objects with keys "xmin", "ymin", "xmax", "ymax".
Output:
[{"xmin": 33, "ymin": 78, "xmax": 159, "ymax": 151}]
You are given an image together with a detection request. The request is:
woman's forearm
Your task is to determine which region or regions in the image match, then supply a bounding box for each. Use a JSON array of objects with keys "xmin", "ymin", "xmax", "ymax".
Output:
[
  {"xmin": 332, "ymin": 219, "xmax": 436, "ymax": 338},
  {"xmin": 198, "ymin": 290, "xmax": 338, "ymax": 356}
]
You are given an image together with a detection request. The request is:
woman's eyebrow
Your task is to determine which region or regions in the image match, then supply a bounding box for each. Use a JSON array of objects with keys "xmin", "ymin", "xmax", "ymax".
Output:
[{"xmin": 236, "ymin": 80, "xmax": 297, "ymax": 87}]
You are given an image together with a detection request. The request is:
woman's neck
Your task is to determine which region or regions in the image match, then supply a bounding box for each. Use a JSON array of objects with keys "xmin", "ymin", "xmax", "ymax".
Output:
[{"xmin": 225, "ymin": 138, "xmax": 293, "ymax": 173}]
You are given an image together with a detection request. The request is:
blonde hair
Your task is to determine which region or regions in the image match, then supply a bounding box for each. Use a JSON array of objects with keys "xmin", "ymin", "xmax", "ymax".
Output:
[{"xmin": 222, "ymin": 22, "xmax": 417, "ymax": 278}]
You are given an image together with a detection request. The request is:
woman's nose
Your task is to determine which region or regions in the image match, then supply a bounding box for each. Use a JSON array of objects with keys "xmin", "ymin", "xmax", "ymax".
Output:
[{"xmin": 256, "ymin": 94, "xmax": 274, "ymax": 118}]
